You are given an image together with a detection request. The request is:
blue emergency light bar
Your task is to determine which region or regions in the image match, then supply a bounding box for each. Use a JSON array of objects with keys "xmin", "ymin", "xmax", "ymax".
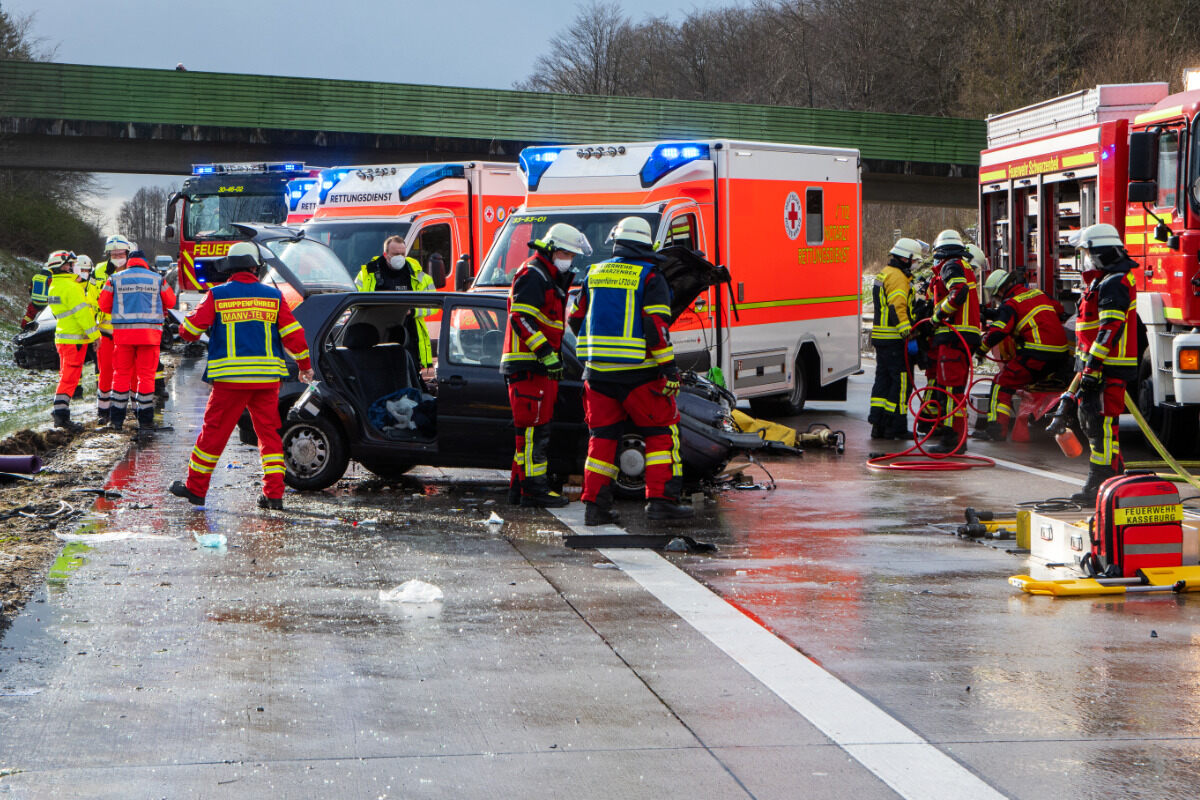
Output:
[
  {"xmin": 399, "ymin": 164, "xmax": 466, "ymax": 201},
  {"xmin": 317, "ymin": 168, "xmax": 352, "ymax": 204},
  {"xmin": 287, "ymin": 179, "xmax": 318, "ymax": 210},
  {"xmin": 192, "ymin": 162, "xmax": 309, "ymax": 176},
  {"xmin": 639, "ymin": 143, "xmax": 710, "ymax": 187},
  {"xmin": 519, "ymin": 147, "xmax": 563, "ymax": 190}
]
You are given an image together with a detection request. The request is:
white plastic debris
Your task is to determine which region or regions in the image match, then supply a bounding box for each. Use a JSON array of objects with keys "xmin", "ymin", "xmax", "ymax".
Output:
[
  {"xmin": 193, "ymin": 533, "xmax": 228, "ymax": 549},
  {"xmin": 379, "ymin": 579, "xmax": 444, "ymax": 604},
  {"xmin": 485, "ymin": 511, "xmax": 504, "ymax": 526}
]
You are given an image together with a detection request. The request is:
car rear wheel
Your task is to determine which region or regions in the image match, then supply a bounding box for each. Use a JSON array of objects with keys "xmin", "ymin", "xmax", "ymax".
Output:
[
  {"xmin": 613, "ymin": 433, "xmax": 647, "ymax": 500},
  {"xmin": 282, "ymin": 415, "xmax": 349, "ymax": 491}
]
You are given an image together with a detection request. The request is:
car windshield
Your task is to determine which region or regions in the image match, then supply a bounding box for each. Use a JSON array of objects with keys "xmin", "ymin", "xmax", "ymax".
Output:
[
  {"xmin": 474, "ymin": 211, "xmax": 662, "ymax": 287},
  {"xmin": 301, "ymin": 220, "xmax": 411, "ymax": 275},
  {"xmin": 185, "ymin": 193, "xmax": 289, "ymax": 240},
  {"xmin": 263, "ymin": 238, "xmax": 356, "ymax": 290}
]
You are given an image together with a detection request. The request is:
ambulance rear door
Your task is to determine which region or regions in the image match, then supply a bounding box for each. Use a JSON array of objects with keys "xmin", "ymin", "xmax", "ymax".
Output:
[{"xmin": 716, "ymin": 142, "xmax": 861, "ymax": 401}]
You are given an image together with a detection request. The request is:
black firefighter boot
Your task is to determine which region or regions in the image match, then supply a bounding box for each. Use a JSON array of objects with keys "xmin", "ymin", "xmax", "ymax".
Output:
[
  {"xmin": 1070, "ymin": 462, "xmax": 1118, "ymax": 507},
  {"xmin": 108, "ymin": 404, "xmax": 128, "ymax": 432},
  {"xmin": 584, "ymin": 485, "xmax": 620, "ymax": 526},
  {"xmin": 646, "ymin": 497, "xmax": 695, "ymax": 522},
  {"xmin": 135, "ymin": 407, "xmax": 156, "ymax": 440},
  {"xmin": 519, "ymin": 427, "xmax": 568, "ymax": 507},
  {"xmin": 96, "ymin": 405, "xmax": 110, "ymax": 426},
  {"xmin": 51, "ymin": 408, "xmax": 83, "ymax": 434}
]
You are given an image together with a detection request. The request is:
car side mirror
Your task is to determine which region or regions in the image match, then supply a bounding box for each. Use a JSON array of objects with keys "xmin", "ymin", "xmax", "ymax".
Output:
[
  {"xmin": 164, "ymin": 224, "xmax": 176, "ymax": 241},
  {"xmin": 428, "ymin": 253, "xmax": 447, "ymax": 290},
  {"xmin": 454, "ymin": 253, "xmax": 472, "ymax": 292}
]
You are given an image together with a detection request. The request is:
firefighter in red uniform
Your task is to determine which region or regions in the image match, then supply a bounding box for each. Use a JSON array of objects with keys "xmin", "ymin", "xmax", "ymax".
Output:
[
  {"xmin": 914, "ymin": 229, "xmax": 981, "ymax": 454},
  {"xmin": 500, "ymin": 223, "xmax": 592, "ymax": 508},
  {"xmin": 974, "ymin": 269, "xmax": 1070, "ymax": 441},
  {"xmin": 169, "ymin": 242, "xmax": 313, "ymax": 510},
  {"xmin": 569, "ymin": 217, "xmax": 693, "ymax": 526},
  {"xmin": 1048, "ymin": 224, "xmax": 1138, "ymax": 504},
  {"xmin": 99, "ymin": 252, "xmax": 176, "ymax": 435}
]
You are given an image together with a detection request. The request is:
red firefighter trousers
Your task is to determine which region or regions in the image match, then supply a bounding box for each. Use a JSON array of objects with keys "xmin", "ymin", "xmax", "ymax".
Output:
[
  {"xmin": 112, "ymin": 343, "xmax": 159, "ymax": 412},
  {"xmin": 582, "ymin": 376, "xmax": 682, "ymax": 502},
  {"xmin": 507, "ymin": 373, "xmax": 558, "ymax": 486},
  {"xmin": 185, "ymin": 381, "xmax": 285, "ymax": 499},
  {"xmin": 96, "ymin": 335, "xmax": 114, "ymax": 409}
]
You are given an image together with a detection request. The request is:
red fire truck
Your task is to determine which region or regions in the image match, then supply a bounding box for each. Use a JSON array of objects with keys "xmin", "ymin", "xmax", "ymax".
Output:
[
  {"xmin": 165, "ymin": 162, "xmax": 321, "ymax": 290},
  {"xmin": 472, "ymin": 140, "xmax": 862, "ymax": 413},
  {"xmin": 980, "ymin": 78, "xmax": 1200, "ymax": 450}
]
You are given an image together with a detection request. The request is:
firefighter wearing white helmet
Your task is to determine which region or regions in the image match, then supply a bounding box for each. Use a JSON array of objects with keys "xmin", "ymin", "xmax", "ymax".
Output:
[
  {"xmin": 499, "ymin": 222, "xmax": 592, "ymax": 508},
  {"xmin": 974, "ymin": 270, "xmax": 1070, "ymax": 442},
  {"xmin": 913, "ymin": 229, "xmax": 982, "ymax": 454},
  {"xmin": 570, "ymin": 216, "xmax": 693, "ymax": 525},
  {"xmin": 45, "ymin": 250, "xmax": 97, "ymax": 433},
  {"xmin": 868, "ymin": 237, "xmax": 923, "ymax": 439},
  {"xmin": 170, "ymin": 239, "xmax": 313, "ymax": 510},
  {"xmin": 1048, "ymin": 222, "xmax": 1138, "ymax": 504},
  {"xmin": 354, "ymin": 234, "xmax": 436, "ymax": 366}
]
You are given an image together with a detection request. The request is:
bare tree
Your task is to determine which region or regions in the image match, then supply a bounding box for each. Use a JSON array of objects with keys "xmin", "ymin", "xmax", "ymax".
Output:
[
  {"xmin": 117, "ymin": 185, "xmax": 177, "ymax": 257},
  {"xmin": 516, "ymin": 1, "xmax": 635, "ymax": 95}
]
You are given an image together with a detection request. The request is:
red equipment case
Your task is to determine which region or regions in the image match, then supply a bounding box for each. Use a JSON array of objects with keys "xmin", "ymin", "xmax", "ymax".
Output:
[{"xmin": 1087, "ymin": 472, "xmax": 1184, "ymax": 578}]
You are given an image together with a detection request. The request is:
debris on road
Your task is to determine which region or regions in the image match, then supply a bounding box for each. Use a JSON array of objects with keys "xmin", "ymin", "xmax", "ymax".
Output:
[{"xmin": 379, "ymin": 579, "xmax": 444, "ymax": 603}]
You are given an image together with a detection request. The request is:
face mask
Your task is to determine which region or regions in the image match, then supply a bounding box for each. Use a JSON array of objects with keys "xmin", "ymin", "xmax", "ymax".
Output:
[
  {"xmin": 110, "ymin": 256, "xmax": 127, "ymax": 268},
  {"xmin": 553, "ymin": 256, "xmax": 574, "ymax": 271},
  {"xmin": 388, "ymin": 255, "xmax": 407, "ymax": 270}
]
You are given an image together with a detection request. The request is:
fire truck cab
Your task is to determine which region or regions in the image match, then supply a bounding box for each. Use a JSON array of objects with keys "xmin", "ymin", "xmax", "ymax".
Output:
[
  {"xmin": 166, "ymin": 162, "xmax": 321, "ymax": 291},
  {"xmin": 472, "ymin": 140, "xmax": 862, "ymax": 413},
  {"xmin": 980, "ymin": 79, "xmax": 1200, "ymax": 450},
  {"xmin": 301, "ymin": 162, "xmax": 524, "ymax": 291}
]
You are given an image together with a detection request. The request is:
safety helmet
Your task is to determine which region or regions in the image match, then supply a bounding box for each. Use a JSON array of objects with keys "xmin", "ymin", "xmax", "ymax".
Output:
[
  {"xmin": 889, "ymin": 237, "xmax": 924, "ymax": 263},
  {"xmin": 983, "ymin": 269, "xmax": 1016, "ymax": 303},
  {"xmin": 534, "ymin": 223, "xmax": 592, "ymax": 257},
  {"xmin": 1070, "ymin": 223, "xmax": 1123, "ymax": 250},
  {"xmin": 73, "ymin": 254, "xmax": 94, "ymax": 278},
  {"xmin": 933, "ymin": 229, "xmax": 963, "ymax": 251},
  {"xmin": 966, "ymin": 243, "xmax": 988, "ymax": 271},
  {"xmin": 46, "ymin": 249, "xmax": 75, "ymax": 270},
  {"xmin": 612, "ymin": 216, "xmax": 654, "ymax": 247},
  {"xmin": 104, "ymin": 234, "xmax": 133, "ymax": 254},
  {"xmin": 224, "ymin": 241, "xmax": 262, "ymax": 272}
]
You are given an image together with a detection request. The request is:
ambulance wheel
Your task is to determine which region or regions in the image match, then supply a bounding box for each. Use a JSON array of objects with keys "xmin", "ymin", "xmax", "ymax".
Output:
[
  {"xmin": 282, "ymin": 416, "xmax": 349, "ymax": 491},
  {"xmin": 613, "ymin": 433, "xmax": 647, "ymax": 500}
]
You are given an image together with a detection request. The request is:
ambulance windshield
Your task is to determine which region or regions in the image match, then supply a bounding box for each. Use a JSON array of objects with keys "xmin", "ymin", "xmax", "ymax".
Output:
[
  {"xmin": 185, "ymin": 192, "xmax": 289, "ymax": 240},
  {"xmin": 474, "ymin": 211, "xmax": 661, "ymax": 287},
  {"xmin": 301, "ymin": 220, "xmax": 411, "ymax": 275}
]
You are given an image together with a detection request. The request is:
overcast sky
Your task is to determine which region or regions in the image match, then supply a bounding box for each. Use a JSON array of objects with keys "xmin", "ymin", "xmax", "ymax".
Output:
[{"xmin": 8, "ymin": 0, "xmax": 740, "ymax": 231}]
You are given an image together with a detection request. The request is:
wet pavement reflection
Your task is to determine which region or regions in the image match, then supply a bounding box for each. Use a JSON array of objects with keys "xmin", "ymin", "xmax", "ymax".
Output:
[{"xmin": 1, "ymin": 364, "xmax": 1199, "ymax": 799}]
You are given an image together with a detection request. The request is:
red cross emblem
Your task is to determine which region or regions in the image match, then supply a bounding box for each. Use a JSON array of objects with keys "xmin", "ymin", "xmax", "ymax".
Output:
[{"xmin": 784, "ymin": 191, "xmax": 803, "ymax": 240}]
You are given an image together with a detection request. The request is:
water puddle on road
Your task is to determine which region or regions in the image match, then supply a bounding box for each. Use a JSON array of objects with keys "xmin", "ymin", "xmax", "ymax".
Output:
[{"xmin": 45, "ymin": 541, "xmax": 89, "ymax": 594}]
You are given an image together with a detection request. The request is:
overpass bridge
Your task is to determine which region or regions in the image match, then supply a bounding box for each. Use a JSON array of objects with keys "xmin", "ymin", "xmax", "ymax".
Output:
[{"xmin": 0, "ymin": 60, "xmax": 984, "ymax": 207}]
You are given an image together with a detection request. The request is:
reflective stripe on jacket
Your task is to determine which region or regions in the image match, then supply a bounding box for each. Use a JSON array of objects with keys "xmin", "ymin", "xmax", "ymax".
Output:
[
  {"xmin": 870, "ymin": 265, "xmax": 912, "ymax": 341},
  {"xmin": 47, "ymin": 273, "xmax": 99, "ymax": 345},
  {"xmin": 203, "ymin": 281, "xmax": 290, "ymax": 382},
  {"xmin": 931, "ymin": 257, "xmax": 981, "ymax": 336},
  {"xmin": 577, "ymin": 259, "xmax": 659, "ymax": 373},
  {"xmin": 1077, "ymin": 268, "xmax": 1137, "ymax": 369},
  {"xmin": 110, "ymin": 267, "xmax": 165, "ymax": 331},
  {"xmin": 502, "ymin": 254, "xmax": 566, "ymax": 375}
]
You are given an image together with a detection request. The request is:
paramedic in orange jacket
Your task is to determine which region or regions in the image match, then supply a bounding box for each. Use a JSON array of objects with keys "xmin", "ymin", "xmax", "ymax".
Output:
[
  {"xmin": 98, "ymin": 252, "xmax": 176, "ymax": 434},
  {"xmin": 169, "ymin": 242, "xmax": 313, "ymax": 510}
]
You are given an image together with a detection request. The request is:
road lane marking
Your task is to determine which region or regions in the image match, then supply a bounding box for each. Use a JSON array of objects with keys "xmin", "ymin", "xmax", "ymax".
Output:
[
  {"xmin": 550, "ymin": 505, "xmax": 1008, "ymax": 800},
  {"xmin": 988, "ymin": 456, "xmax": 1085, "ymax": 487}
]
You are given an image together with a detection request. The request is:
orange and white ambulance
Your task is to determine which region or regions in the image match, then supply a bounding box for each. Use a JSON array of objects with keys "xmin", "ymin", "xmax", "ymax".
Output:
[
  {"xmin": 471, "ymin": 140, "xmax": 862, "ymax": 412},
  {"xmin": 301, "ymin": 162, "xmax": 524, "ymax": 290}
]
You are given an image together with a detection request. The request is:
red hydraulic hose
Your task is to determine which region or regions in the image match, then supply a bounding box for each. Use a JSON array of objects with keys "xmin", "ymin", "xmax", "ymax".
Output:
[{"xmin": 867, "ymin": 322, "xmax": 995, "ymax": 472}]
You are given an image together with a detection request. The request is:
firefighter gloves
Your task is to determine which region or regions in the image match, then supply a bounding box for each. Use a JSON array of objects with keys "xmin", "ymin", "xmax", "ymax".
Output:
[{"xmin": 540, "ymin": 352, "xmax": 564, "ymax": 381}]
